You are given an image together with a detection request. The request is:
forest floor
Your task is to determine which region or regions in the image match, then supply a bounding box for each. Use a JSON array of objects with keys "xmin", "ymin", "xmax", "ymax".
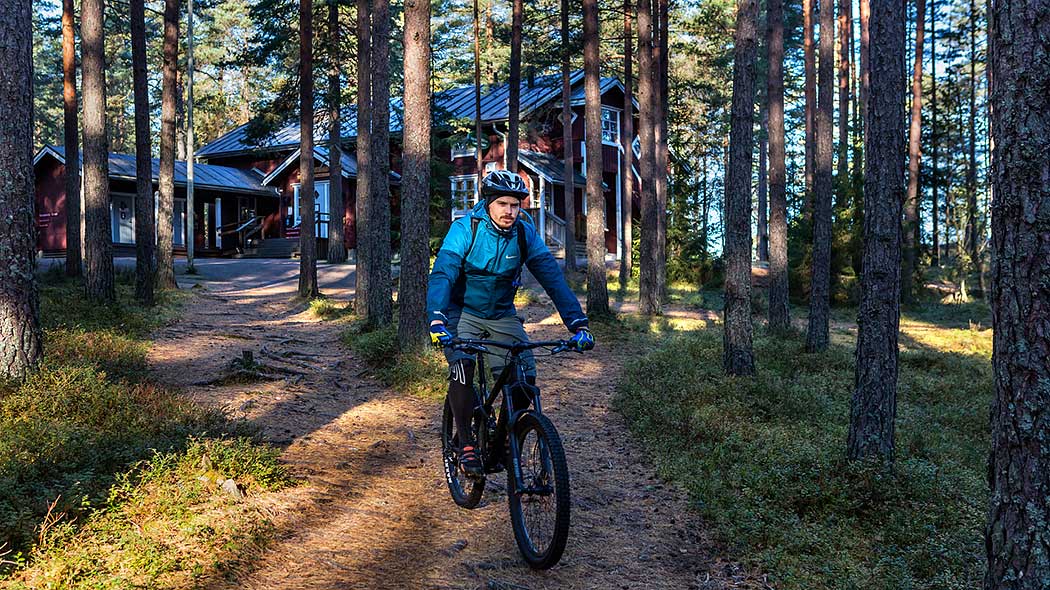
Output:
[{"xmin": 146, "ymin": 261, "xmax": 767, "ymax": 590}]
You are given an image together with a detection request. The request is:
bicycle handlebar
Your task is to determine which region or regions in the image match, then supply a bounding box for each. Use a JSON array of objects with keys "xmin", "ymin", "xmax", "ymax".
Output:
[{"xmin": 446, "ymin": 337, "xmax": 581, "ymax": 355}]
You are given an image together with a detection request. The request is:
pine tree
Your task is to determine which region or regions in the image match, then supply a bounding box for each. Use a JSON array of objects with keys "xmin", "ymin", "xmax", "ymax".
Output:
[
  {"xmin": 131, "ymin": 0, "xmax": 155, "ymax": 306},
  {"xmin": 619, "ymin": 0, "xmax": 634, "ymax": 289},
  {"xmin": 637, "ymin": 0, "xmax": 659, "ymax": 314},
  {"xmin": 560, "ymin": 0, "xmax": 577, "ymax": 273},
  {"xmin": 767, "ymin": 0, "xmax": 790, "ymax": 333},
  {"xmin": 506, "ymin": 0, "xmax": 522, "ymax": 172},
  {"xmin": 365, "ymin": 0, "xmax": 393, "ymax": 325},
  {"xmin": 582, "ymin": 0, "xmax": 609, "ymax": 317},
  {"xmin": 327, "ymin": 0, "xmax": 348, "ymax": 264},
  {"xmin": 298, "ymin": 0, "xmax": 319, "ymax": 298},
  {"xmin": 62, "ymin": 0, "xmax": 81, "ymax": 278},
  {"xmin": 902, "ymin": 0, "xmax": 926, "ymax": 303},
  {"xmin": 156, "ymin": 0, "xmax": 180, "ymax": 290},
  {"xmin": 805, "ymin": 0, "xmax": 833, "ymax": 353}
]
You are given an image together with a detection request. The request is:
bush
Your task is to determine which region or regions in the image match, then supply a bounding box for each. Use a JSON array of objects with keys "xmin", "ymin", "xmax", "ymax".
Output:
[{"xmin": 341, "ymin": 318, "xmax": 447, "ymax": 399}]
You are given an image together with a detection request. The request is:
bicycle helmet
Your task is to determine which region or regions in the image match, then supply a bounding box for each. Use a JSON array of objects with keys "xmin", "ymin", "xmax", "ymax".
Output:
[{"xmin": 481, "ymin": 169, "xmax": 530, "ymax": 204}]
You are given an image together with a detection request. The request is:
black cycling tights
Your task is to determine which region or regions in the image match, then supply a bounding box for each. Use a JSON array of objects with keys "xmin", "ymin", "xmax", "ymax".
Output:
[{"xmin": 447, "ymin": 359, "xmax": 537, "ymax": 447}]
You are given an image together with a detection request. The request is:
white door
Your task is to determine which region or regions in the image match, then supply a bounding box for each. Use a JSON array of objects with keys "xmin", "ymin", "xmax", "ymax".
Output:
[
  {"xmin": 111, "ymin": 194, "xmax": 135, "ymax": 244},
  {"xmin": 294, "ymin": 181, "xmax": 330, "ymax": 238}
]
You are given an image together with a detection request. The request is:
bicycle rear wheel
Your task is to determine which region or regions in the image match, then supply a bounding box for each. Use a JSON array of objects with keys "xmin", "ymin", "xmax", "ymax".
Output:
[
  {"xmin": 506, "ymin": 412, "xmax": 570, "ymax": 569},
  {"xmin": 441, "ymin": 397, "xmax": 485, "ymax": 508}
]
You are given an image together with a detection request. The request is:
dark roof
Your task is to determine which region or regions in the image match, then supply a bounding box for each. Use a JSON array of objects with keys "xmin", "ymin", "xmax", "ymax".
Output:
[
  {"xmin": 517, "ymin": 150, "xmax": 587, "ymax": 186},
  {"xmin": 197, "ymin": 70, "xmax": 629, "ymax": 159},
  {"xmin": 261, "ymin": 146, "xmax": 401, "ymax": 185},
  {"xmin": 39, "ymin": 146, "xmax": 276, "ymax": 197}
]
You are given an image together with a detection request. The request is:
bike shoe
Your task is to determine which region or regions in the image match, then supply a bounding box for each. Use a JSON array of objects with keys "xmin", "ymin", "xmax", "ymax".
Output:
[{"xmin": 459, "ymin": 445, "xmax": 484, "ymax": 477}]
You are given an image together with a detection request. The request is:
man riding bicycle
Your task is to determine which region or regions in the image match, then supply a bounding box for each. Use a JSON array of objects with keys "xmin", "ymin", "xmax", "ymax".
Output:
[{"xmin": 427, "ymin": 169, "xmax": 595, "ymax": 477}]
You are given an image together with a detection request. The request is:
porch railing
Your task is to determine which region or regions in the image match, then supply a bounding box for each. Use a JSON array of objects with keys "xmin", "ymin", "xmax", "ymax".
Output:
[{"xmin": 545, "ymin": 211, "xmax": 566, "ymax": 248}]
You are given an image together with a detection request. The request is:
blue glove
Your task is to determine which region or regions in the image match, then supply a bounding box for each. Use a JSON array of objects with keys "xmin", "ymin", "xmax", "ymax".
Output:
[
  {"xmin": 430, "ymin": 323, "xmax": 453, "ymax": 347},
  {"xmin": 569, "ymin": 328, "xmax": 594, "ymax": 351}
]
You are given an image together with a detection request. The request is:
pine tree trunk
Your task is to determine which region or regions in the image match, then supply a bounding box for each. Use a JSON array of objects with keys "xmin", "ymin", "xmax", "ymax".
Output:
[
  {"xmin": 560, "ymin": 0, "xmax": 577, "ymax": 273},
  {"xmin": 964, "ymin": 0, "xmax": 978, "ymax": 262},
  {"xmin": 583, "ymin": 0, "xmax": 609, "ymax": 317},
  {"xmin": 723, "ymin": 0, "xmax": 757, "ymax": 376},
  {"xmin": 767, "ymin": 0, "xmax": 790, "ymax": 332},
  {"xmin": 985, "ymin": 0, "xmax": 1050, "ymax": 583},
  {"xmin": 397, "ymin": 0, "xmax": 431, "ymax": 352},
  {"xmin": 805, "ymin": 0, "xmax": 834, "ymax": 353},
  {"xmin": 355, "ymin": 0, "xmax": 373, "ymax": 310},
  {"xmin": 327, "ymin": 0, "xmax": 348, "ymax": 264},
  {"xmin": 619, "ymin": 0, "xmax": 634, "ymax": 289},
  {"xmin": 757, "ymin": 110, "xmax": 769, "ymax": 263},
  {"xmin": 298, "ymin": 0, "xmax": 319, "ymax": 299},
  {"xmin": 902, "ymin": 0, "xmax": 925, "ymax": 304},
  {"xmin": 0, "ymin": 0, "xmax": 43, "ymax": 379},
  {"xmin": 62, "ymin": 0, "xmax": 81, "ymax": 277},
  {"xmin": 859, "ymin": 0, "xmax": 870, "ymax": 137},
  {"xmin": 848, "ymin": 0, "xmax": 905, "ymax": 463},
  {"xmin": 156, "ymin": 0, "xmax": 179, "ymax": 290},
  {"xmin": 654, "ymin": 0, "xmax": 669, "ymax": 303},
  {"xmin": 637, "ymin": 0, "xmax": 659, "ymax": 315},
  {"xmin": 506, "ymin": 0, "xmax": 522, "ymax": 172},
  {"xmin": 803, "ymin": 0, "xmax": 816, "ymax": 211},
  {"xmin": 836, "ymin": 0, "xmax": 850, "ymax": 188},
  {"xmin": 366, "ymin": 0, "xmax": 393, "ymax": 326},
  {"xmin": 930, "ymin": 0, "xmax": 938, "ymax": 266},
  {"xmin": 130, "ymin": 0, "xmax": 155, "ymax": 306},
  {"xmin": 81, "ymin": 0, "xmax": 115, "ymax": 303}
]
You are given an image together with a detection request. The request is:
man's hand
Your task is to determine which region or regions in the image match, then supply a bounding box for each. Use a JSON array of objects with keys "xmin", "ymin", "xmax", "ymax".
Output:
[
  {"xmin": 430, "ymin": 322, "xmax": 453, "ymax": 348},
  {"xmin": 569, "ymin": 328, "xmax": 594, "ymax": 351}
]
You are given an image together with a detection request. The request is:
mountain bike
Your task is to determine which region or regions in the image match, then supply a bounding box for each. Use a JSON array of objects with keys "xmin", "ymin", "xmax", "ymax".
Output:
[{"xmin": 439, "ymin": 335, "xmax": 581, "ymax": 570}]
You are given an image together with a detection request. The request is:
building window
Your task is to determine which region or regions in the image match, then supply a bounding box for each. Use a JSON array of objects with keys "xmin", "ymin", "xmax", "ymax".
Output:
[
  {"xmin": 601, "ymin": 108, "xmax": 620, "ymax": 145},
  {"xmin": 450, "ymin": 175, "xmax": 477, "ymax": 217},
  {"xmin": 451, "ymin": 141, "xmax": 474, "ymax": 159}
]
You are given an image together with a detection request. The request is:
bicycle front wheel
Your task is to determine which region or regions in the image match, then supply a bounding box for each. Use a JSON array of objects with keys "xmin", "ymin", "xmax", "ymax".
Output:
[
  {"xmin": 441, "ymin": 397, "xmax": 485, "ymax": 508},
  {"xmin": 506, "ymin": 412, "xmax": 570, "ymax": 569}
]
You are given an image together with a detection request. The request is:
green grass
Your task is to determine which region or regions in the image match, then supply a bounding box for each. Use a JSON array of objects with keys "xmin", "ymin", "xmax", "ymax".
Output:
[
  {"xmin": 0, "ymin": 270, "xmax": 291, "ymax": 584},
  {"xmin": 340, "ymin": 316, "xmax": 447, "ymax": 400},
  {"xmin": 614, "ymin": 303, "xmax": 989, "ymax": 590}
]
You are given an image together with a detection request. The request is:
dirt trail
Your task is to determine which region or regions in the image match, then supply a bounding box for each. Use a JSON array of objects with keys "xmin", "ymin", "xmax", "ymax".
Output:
[{"xmin": 148, "ymin": 262, "xmax": 759, "ymax": 590}]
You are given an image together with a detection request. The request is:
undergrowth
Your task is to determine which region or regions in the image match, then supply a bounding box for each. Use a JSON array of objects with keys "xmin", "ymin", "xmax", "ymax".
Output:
[
  {"xmin": 340, "ymin": 316, "xmax": 447, "ymax": 400},
  {"xmin": 614, "ymin": 304, "xmax": 990, "ymax": 590},
  {"xmin": 0, "ymin": 269, "xmax": 291, "ymax": 585}
]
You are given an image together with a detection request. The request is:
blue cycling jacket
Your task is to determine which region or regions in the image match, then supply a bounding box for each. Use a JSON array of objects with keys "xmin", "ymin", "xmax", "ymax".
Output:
[{"xmin": 427, "ymin": 201, "xmax": 589, "ymax": 333}]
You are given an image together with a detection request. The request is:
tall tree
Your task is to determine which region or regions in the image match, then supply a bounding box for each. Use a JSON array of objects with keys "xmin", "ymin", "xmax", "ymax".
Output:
[
  {"xmin": 397, "ymin": 0, "xmax": 431, "ymax": 351},
  {"xmin": 637, "ymin": 0, "xmax": 659, "ymax": 314},
  {"xmin": 654, "ymin": 0, "xmax": 669, "ymax": 303},
  {"xmin": 619, "ymin": 0, "xmax": 634, "ymax": 289},
  {"xmin": 0, "ymin": 0, "xmax": 43, "ymax": 379},
  {"xmin": 756, "ymin": 111, "xmax": 769, "ymax": 263},
  {"xmin": 327, "ymin": 0, "xmax": 348, "ymax": 264},
  {"xmin": 964, "ymin": 0, "xmax": 978, "ymax": 262},
  {"xmin": 836, "ymin": 0, "xmax": 850, "ymax": 185},
  {"xmin": 130, "ymin": 0, "xmax": 154, "ymax": 306},
  {"xmin": 847, "ymin": 0, "xmax": 905, "ymax": 463},
  {"xmin": 366, "ymin": 0, "xmax": 393, "ymax": 325},
  {"xmin": 723, "ymin": 0, "xmax": 757, "ymax": 376},
  {"xmin": 355, "ymin": 0, "xmax": 373, "ymax": 311},
  {"xmin": 802, "ymin": 0, "xmax": 815, "ymax": 207},
  {"xmin": 985, "ymin": 0, "xmax": 1050, "ymax": 582},
  {"xmin": 582, "ymin": 0, "xmax": 609, "ymax": 317},
  {"xmin": 767, "ymin": 0, "xmax": 790, "ymax": 333},
  {"xmin": 859, "ymin": 0, "xmax": 870, "ymax": 134},
  {"xmin": 902, "ymin": 0, "xmax": 926, "ymax": 303},
  {"xmin": 62, "ymin": 0, "xmax": 81, "ymax": 278},
  {"xmin": 298, "ymin": 0, "xmax": 319, "ymax": 298},
  {"xmin": 156, "ymin": 0, "xmax": 179, "ymax": 290},
  {"xmin": 81, "ymin": 0, "xmax": 115, "ymax": 303},
  {"xmin": 805, "ymin": 0, "xmax": 833, "ymax": 352},
  {"xmin": 506, "ymin": 0, "xmax": 522, "ymax": 172},
  {"xmin": 930, "ymin": 0, "xmax": 939, "ymax": 266},
  {"xmin": 559, "ymin": 0, "xmax": 577, "ymax": 273}
]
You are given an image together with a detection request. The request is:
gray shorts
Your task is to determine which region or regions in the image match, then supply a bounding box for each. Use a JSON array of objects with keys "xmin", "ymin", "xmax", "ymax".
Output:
[{"xmin": 444, "ymin": 310, "xmax": 536, "ymax": 378}]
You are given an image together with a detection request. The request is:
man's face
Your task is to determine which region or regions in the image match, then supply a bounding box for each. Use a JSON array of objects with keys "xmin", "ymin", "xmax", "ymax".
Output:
[{"xmin": 488, "ymin": 196, "xmax": 522, "ymax": 230}]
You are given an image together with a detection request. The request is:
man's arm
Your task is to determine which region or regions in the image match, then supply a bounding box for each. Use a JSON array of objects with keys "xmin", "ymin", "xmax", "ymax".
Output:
[
  {"xmin": 426, "ymin": 220, "xmax": 470, "ymax": 325},
  {"xmin": 522, "ymin": 223, "xmax": 589, "ymax": 332}
]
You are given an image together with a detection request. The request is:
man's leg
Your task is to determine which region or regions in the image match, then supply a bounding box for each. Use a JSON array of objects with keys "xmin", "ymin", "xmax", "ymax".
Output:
[
  {"xmin": 446, "ymin": 358, "xmax": 476, "ymax": 445},
  {"xmin": 483, "ymin": 315, "xmax": 538, "ymax": 413}
]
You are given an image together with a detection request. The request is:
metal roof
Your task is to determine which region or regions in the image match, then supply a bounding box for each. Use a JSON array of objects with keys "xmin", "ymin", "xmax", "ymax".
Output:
[
  {"xmin": 517, "ymin": 150, "xmax": 588, "ymax": 186},
  {"xmin": 41, "ymin": 145, "xmax": 277, "ymax": 197},
  {"xmin": 260, "ymin": 146, "xmax": 401, "ymax": 185}
]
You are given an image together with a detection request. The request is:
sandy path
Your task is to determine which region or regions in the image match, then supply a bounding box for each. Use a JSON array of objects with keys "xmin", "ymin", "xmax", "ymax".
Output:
[{"xmin": 148, "ymin": 263, "xmax": 760, "ymax": 590}]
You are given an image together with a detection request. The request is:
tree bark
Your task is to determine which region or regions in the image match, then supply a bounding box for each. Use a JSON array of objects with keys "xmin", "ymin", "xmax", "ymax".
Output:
[
  {"xmin": 81, "ymin": 0, "xmax": 115, "ymax": 303},
  {"xmin": 902, "ymin": 0, "xmax": 925, "ymax": 303},
  {"xmin": 803, "ymin": 0, "xmax": 816, "ymax": 211},
  {"xmin": 355, "ymin": 0, "xmax": 373, "ymax": 309},
  {"xmin": 723, "ymin": 0, "xmax": 757, "ymax": 376},
  {"xmin": 327, "ymin": 0, "xmax": 348, "ymax": 264},
  {"xmin": 964, "ymin": 0, "xmax": 978, "ymax": 262},
  {"xmin": 582, "ymin": 0, "xmax": 609, "ymax": 317},
  {"xmin": 847, "ymin": 0, "xmax": 905, "ymax": 463},
  {"xmin": 62, "ymin": 0, "xmax": 81, "ymax": 278},
  {"xmin": 0, "ymin": 0, "xmax": 43, "ymax": 379},
  {"xmin": 805, "ymin": 0, "xmax": 834, "ymax": 353},
  {"xmin": 560, "ymin": 0, "xmax": 577, "ymax": 273},
  {"xmin": 506, "ymin": 0, "xmax": 522, "ymax": 172},
  {"xmin": 131, "ymin": 0, "xmax": 155, "ymax": 306},
  {"xmin": 654, "ymin": 0, "xmax": 669, "ymax": 303},
  {"xmin": 836, "ymin": 0, "xmax": 850, "ymax": 188},
  {"xmin": 985, "ymin": 0, "xmax": 1050, "ymax": 584},
  {"xmin": 637, "ymin": 0, "xmax": 659, "ymax": 314},
  {"xmin": 298, "ymin": 0, "xmax": 319, "ymax": 299},
  {"xmin": 767, "ymin": 0, "xmax": 789, "ymax": 333},
  {"xmin": 859, "ymin": 0, "xmax": 870, "ymax": 137},
  {"xmin": 156, "ymin": 0, "xmax": 179, "ymax": 290},
  {"xmin": 364, "ymin": 0, "xmax": 393, "ymax": 326},
  {"xmin": 398, "ymin": 0, "xmax": 431, "ymax": 352},
  {"xmin": 619, "ymin": 0, "xmax": 634, "ymax": 289},
  {"xmin": 930, "ymin": 0, "xmax": 938, "ymax": 266},
  {"xmin": 757, "ymin": 110, "xmax": 769, "ymax": 263}
]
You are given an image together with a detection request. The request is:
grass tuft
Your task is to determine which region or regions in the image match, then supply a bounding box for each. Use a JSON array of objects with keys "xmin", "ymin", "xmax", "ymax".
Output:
[{"xmin": 340, "ymin": 317, "xmax": 447, "ymax": 399}]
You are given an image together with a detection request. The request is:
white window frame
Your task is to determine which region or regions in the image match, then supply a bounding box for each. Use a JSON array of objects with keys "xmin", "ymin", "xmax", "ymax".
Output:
[
  {"xmin": 601, "ymin": 107, "xmax": 621, "ymax": 147},
  {"xmin": 450, "ymin": 174, "xmax": 478, "ymax": 219}
]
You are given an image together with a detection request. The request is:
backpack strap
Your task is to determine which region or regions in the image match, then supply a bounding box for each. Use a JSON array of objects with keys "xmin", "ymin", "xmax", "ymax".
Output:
[{"xmin": 468, "ymin": 216, "xmax": 481, "ymax": 258}]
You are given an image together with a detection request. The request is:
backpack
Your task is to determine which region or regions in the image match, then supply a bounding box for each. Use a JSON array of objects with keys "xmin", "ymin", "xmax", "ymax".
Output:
[{"xmin": 469, "ymin": 216, "xmax": 528, "ymax": 288}]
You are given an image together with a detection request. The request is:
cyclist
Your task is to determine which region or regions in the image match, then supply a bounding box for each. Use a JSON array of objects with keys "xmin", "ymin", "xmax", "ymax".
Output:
[{"xmin": 427, "ymin": 169, "xmax": 594, "ymax": 477}]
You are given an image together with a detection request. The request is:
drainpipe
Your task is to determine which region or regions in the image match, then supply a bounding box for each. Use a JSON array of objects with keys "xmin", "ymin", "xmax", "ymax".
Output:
[{"xmin": 493, "ymin": 122, "xmax": 508, "ymax": 169}]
